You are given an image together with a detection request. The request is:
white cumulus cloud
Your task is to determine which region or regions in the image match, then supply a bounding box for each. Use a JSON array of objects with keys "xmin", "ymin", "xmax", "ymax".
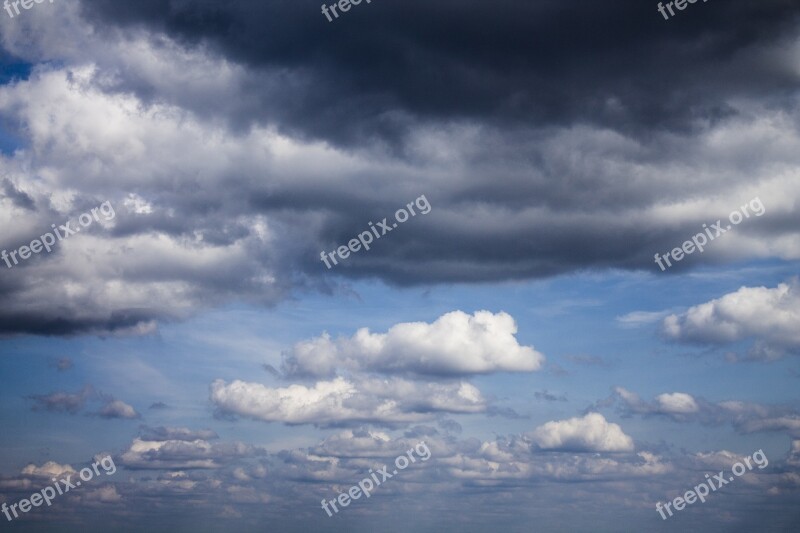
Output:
[
  {"xmin": 663, "ymin": 281, "xmax": 800, "ymax": 360},
  {"xmin": 528, "ymin": 413, "xmax": 634, "ymax": 452},
  {"xmin": 281, "ymin": 310, "xmax": 544, "ymax": 377}
]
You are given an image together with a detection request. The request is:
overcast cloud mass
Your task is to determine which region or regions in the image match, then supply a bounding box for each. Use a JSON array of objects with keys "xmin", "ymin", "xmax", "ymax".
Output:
[{"xmin": 0, "ymin": 0, "xmax": 798, "ymax": 531}]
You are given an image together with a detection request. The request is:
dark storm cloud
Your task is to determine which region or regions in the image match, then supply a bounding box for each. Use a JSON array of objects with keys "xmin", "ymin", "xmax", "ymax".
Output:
[
  {"xmin": 0, "ymin": 308, "xmax": 161, "ymax": 337},
  {"xmin": 76, "ymin": 0, "xmax": 800, "ymax": 145},
  {"xmin": 0, "ymin": 0, "xmax": 797, "ymax": 335}
]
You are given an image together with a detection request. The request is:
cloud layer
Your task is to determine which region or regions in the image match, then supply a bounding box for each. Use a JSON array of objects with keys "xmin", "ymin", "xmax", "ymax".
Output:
[
  {"xmin": 0, "ymin": 2, "xmax": 797, "ymax": 335},
  {"xmin": 210, "ymin": 376, "xmax": 486, "ymax": 426}
]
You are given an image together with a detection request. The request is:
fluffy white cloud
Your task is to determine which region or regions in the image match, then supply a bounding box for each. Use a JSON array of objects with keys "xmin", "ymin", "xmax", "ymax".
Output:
[
  {"xmin": 21, "ymin": 461, "xmax": 76, "ymax": 478},
  {"xmin": 528, "ymin": 413, "xmax": 634, "ymax": 452},
  {"xmin": 655, "ymin": 392, "xmax": 699, "ymax": 414},
  {"xmin": 281, "ymin": 310, "xmax": 545, "ymax": 377},
  {"xmin": 663, "ymin": 281, "xmax": 800, "ymax": 359},
  {"xmin": 210, "ymin": 376, "xmax": 487, "ymax": 426}
]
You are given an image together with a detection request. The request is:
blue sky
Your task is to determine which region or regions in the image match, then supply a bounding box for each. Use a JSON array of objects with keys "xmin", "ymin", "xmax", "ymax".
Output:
[{"xmin": 1, "ymin": 258, "xmax": 798, "ymax": 530}]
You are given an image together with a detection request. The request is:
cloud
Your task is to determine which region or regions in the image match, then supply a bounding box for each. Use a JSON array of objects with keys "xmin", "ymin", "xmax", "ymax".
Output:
[
  {"xmin": 210, "ymin": 376, "xmax": 487, "ymax": 427},
  {"xmin": 528, "ymin": 413, "xmax": 635, "ymax": 452},
  {"xmin": 83, "ymin": 485, "xmax": 122, "ymax": 503},
  {"xmin": 21, "ymin": 461, "xmax": 76, "ymax": 478},
  {"xmin": 273, "ymin": 428, "xmax": 674, "ymax": 494},
  {"xmin": 276, "ymin": 428, "xmax": 664, "ymax": 489},
  {"xmin": 616, "ymin": 310, "xmax": 671, "ymax": 328},
  {"xmin": 654, "ymin": 392, "xmax": 700, "ymax": 414},
  {"xmin": 74, "ymin": 0, "xmax": 800, "ymax": 147},
  {"xmin": 28, "ymin": 386, "xmax": 93, "ymax": 413},
  {"xmin": 119, "ymin": 437, "xmax": 257, "ymax": 470},
  {"xmin": 788, "ymin": 441, "xmax": 800, "ymax": 467},
  {"xmin": 608, "ymin": 387, "xmax": 721, "ymax": 422},
  {"xmin": 98, "ymin": 399, "xmax": 140, "ymax": 419},
  {"xmin": 28, "ymin": 386, "xmax": 141, "ymax": 420},
  {"xmin": 1, "ymin": 177, "xmax": 35, "ymax": 210},
  {"xmin": 3, "ymin": 427, "xmax": 797, "ymax": 528},
  {"xmin": 307, "ymin": 428, "xmax": 409, "ymax": 458},
  {"xmin": 139, "ymin": 426, "xmax": 219, "ymax": 441},
  {"xmin": 663, "ymin": 281, "xmax": 800, "ymax": 359},
  {"xmin": 0, "ymin": 66, "xmax": 289, "ymax": 335},
  {"xmin": 605, "ymin": 387, "xmax": 800, "ymax": 438},
  {"xmin": 0, "ymin": 35, "xmax": 798, "ymax": 335},
  {"xmin": 281, "ymin": 310, "xmax": 544, "ymax": 378},
  {"xmin": 441, "ymin": 448, "xmax": 669, "ymax": 484},
  {"xmin": 736, "ymin": 416, "xmax": 800, "ymax": 437},
  {"xmin": 608, "ymin": 387, "xmax": 699, "ymax": 418},
  {"xmin": 534, "ymin": 390, "xmax": 568, "ymax": 402}
]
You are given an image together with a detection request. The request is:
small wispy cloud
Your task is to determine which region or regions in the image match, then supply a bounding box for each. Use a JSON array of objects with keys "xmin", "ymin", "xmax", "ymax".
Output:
[{"xmin": 616, "ymin": 310, "xmax": 671, "ymax": 328}]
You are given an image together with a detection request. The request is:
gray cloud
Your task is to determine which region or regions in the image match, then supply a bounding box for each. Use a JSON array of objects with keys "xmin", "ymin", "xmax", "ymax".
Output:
[
  {"xmin": 119, "ymin": 436, "xmax": 260, "ymax": 470},
  {"xmin": 98, "ymin": 399, "xmax": 141, "ymax": 420},
  {"xmin": 1, "ymin": 425, "xmax": 798, "ymax": 531},
  {"xmin": 1, "ymin": 177, "xmax": 34, "ymax": 210},
  {"xmin": 534, "ymin": 390, "xmax": 568, "ymax": 402},
  {"xmin": 73, "ymin": 0, "xmax": 800, "ymax": 146},
  {"xmin": 28, "ymin": 385, "xmax": 141, "ymax": 420},
  {"xmin": 139, "ymin": 426, "xmax": 219, "ymax": 441},
  {"xmin": 601, "ymin": 386, "xmax": 800, "ymax": 438},
  {"xmin": 28, "ymin": 385, "xmax": 93, "ymax": 414}
]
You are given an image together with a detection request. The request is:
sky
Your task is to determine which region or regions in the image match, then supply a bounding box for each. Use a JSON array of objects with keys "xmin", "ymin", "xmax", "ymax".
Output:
[{"xmin": 0, "ymin": 0, "xmax": 799, "ymax": 531}]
